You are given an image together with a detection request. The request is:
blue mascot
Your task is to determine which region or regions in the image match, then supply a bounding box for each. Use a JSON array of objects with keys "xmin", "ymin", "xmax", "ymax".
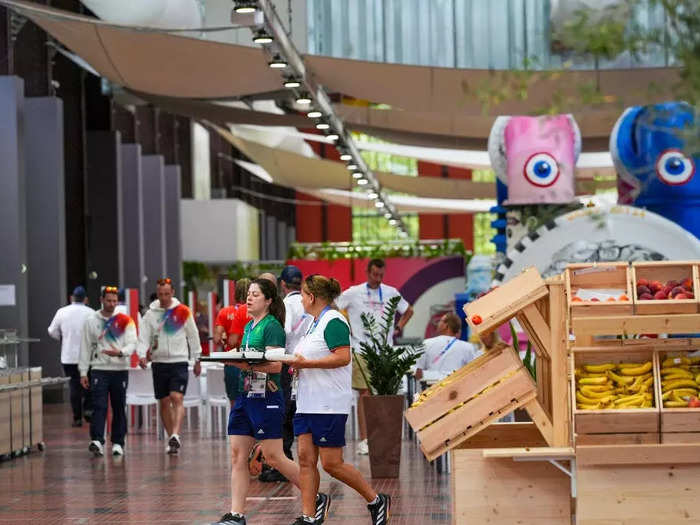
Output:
[{"xmin": 611, "ymin": 101, "xmax": 699, "ymax": 239}]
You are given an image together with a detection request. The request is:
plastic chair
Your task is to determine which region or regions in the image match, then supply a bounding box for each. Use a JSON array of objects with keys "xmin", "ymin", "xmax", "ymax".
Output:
[
  {"xmin": 126, "ymin": 367, "xmax": 158, "ymax": 433},
  {"xmin": 183, "ymin": 367, "xmax": 203, "ymax": 432},
  {"xmin": 205, "ymin": 366, "xmax": 229, "ymax": 435}
]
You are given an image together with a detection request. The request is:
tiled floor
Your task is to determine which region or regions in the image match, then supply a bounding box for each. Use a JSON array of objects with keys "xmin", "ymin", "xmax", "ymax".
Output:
[{"xmin": 0, "ymin": 403, "xmax": 451, "ymax": 524}]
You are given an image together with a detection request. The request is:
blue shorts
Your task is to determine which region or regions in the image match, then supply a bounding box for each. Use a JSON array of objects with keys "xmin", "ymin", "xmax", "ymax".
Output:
[
  {"xmin": 228, "ymin": 391, "xmax": 284, "ymax": 439},
  {"xmin": 293, "ymin": 413, "xmax": 347, "ymax": 448},
  {"xmin": 151, "ymin": 362, "xmax": 188, "ymax": 400}
]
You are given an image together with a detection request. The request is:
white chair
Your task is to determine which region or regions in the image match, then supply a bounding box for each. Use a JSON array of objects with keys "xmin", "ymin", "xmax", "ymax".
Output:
[
  {"xmin": 126, "ymin": 367, "xmax": 158, "ymax": 433},
  {"xmin": 183, "ymin": 367, "xmax": 203, "ymax": 432},
  {"xmin": 205, "ymin": 366, "xmax": 229, "ymax": 435}
]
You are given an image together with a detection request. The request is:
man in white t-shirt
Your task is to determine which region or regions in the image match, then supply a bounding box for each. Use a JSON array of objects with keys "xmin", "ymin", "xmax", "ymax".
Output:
[
  {"xmin": 47, "ymin": 285, "xmax": 95, "ymax": 427},
  {"xmin": 335, "ymin": 258, "xmax": 413, "ymax": 455},
  {"xmin": 415, "ymin": 313, "xmax": 480, "ymax": 383}
]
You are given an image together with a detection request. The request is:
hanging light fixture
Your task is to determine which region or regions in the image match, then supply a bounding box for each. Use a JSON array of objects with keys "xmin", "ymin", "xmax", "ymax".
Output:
[
  {"xmin": 268, "ymin": 54, "xmax": 288, "ymax": 68},
  {"xmin": 389, "ymin": 219, "xmax": 398, "ymax": 225},
  {"xmin": 352, "ymin": 171, "xmax": 364, "ymax": 179},
  {"xmin": 296, "ymin": 92, "xmax": 312, "ymax": 105},
  {"xmin": 340, "ymin": 153, "xmax": 352, "ymax": 161},
  {"xmin": 283, "ymin": 76, "xmax": 301, "ymax": 88},
  {"xmin": 375, "ymin": 201, "xmax": 385, "ymax": 208},
  {"xmin": 384, "ymin": 212, "xmax": 392, "ymax": 219},
  {"xmin": 307, "ymin": 110, "xmax": 323, "ymax": 118},
  {"xmin": 367, "ymin": 191, "xmax": 378, "ymax": 199},
  {"xmin": 252, "ymin": 28, "xmax": 273, "ymax": 44},
  {"xmin": 315, "ymin": 121, "xmax": 330, "ymax": 130},
  {"xmin": 326, "ymin": 132, "xmax": 339, "ymax": 141},
  {"xmin": 233, "ymin": 1, "xmax": 258, "ymax": 14},
  {"xmin": 357, "ymin": 178, "xmax": 369, "ymax": 186},
  {"xmin": 346, "ymin": 163, "xmax": 358, "ymax": 170}
]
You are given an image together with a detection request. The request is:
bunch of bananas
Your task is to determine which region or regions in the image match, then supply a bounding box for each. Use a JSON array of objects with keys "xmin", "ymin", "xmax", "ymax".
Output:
[
  {"xmin": 575, "ymin": 361, "xmax": 654, "ymax": 410},
  {"xmin": 660, "ymin": 355, "xmax": 700, "ymax": 408}
]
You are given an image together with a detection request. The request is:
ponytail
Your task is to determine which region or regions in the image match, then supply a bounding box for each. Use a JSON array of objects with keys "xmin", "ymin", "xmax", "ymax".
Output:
[
  {"xmin": 303, "ymin": 274, "xmax": 342, "ymax": 304},
  {"xmin": 251, "ymin": 278, "xmax": 286, "ymax": 326}
]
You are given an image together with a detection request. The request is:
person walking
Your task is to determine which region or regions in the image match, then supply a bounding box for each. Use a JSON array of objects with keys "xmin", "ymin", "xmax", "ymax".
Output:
[
  {"xmin": 138, "ymin": 278, "xmax": 201, "ymax": 454},
  {"xmin": 289, "ymin": 274, "xmax": 391, "ymax": 525},
  {"xmin": 212, "ymin": 278, "xmax": 329, "ymax": 525},
  {"xmin": 78, "ymin": 286, "xmax": 137, "ymax": 456},
  {"xmin": 336, "ymin": 258, "xmax": 413, "ymax": 454},
  {"xmin": 48, "ymin": 285, "xmax": 94, "ymax": 427}
]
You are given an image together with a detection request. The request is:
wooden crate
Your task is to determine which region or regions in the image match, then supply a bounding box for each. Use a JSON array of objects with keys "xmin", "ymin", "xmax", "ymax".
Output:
[
  {"xmin": 576, "ymin": 432, "xmax": 659, "ymax": 445},
  {"xmin": 657, "ymin": 350, "xmax": 700, "ymax": 440},
  {"xmin": 464, "ymin": 266, "xmax": 548, "ymax": 337},
  {"xmin": 565, "ymin": 262, "xmax": 633, "ymax": 317},
  {"xmin": 632, "ymin": 261, "xmax": 699, "ymax": 314},
  {"xmin": 405, "ymin": 345, "xmax": 537, "ymax": 461},
  {"xmin": 572, "ymin": 349, "xmax": 660, "ymax": 438}
]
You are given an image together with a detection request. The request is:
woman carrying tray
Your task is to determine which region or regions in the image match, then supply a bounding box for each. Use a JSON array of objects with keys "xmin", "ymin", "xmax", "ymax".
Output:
[
  {"xmin": 288, "ymin": 274, "xmax": 391, "ymax": 525},
  {"xmin": 213, "ymin": 278, "xmax": 330, "ymax": 525}
]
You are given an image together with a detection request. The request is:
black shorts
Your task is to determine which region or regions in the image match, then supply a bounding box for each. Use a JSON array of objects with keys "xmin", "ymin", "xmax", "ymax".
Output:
[{"xmin": 152, "ymin": 362, "xmax": 189, "ymax": 399}]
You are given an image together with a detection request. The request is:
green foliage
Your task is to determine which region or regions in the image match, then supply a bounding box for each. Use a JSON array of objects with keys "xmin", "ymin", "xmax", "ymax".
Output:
[
  {"xmin": 509, "ymin": 321, "xmax": 536, "ymax": 380},
  {"xmin": 287, "ymin": 239, "xmax": 470, "ymax": 261},
  {"xmin": 357, "ymin": 296, "xmax": 424, "ymax": 396}
]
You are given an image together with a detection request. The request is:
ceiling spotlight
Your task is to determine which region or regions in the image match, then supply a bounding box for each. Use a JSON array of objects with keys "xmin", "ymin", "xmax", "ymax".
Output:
[
  {"xmin": 384, "ymin": 212, "xmax": 392, "ymax": 219},
  {"xmin": 233, "ymin": 1, "xmax": 258, "ymax": 14},
  {"xmin": 326, "ymin": 133, "xmax": 339, "ymax": 141},
  {"xmin": 296, "ymin": 92, "xmax": 312, "ymax": 105},
  {"xmin": 352, "ymin": 171, "xmax": 364, "ymax": 179},
  {"xmin": 252, "ymin": 28, "xmax": 273, "ymax": 44},
  {"xmin": 346, "ymin": 164, "xmax": 358, "ymax": 170},
  {"xmin": 283, "ymin": 77, "xmax": 302, "ymax": 88},
  {"xmin": 315, "ymin": 121, "xmax": 330, "ymax": 130},
  {"xmin": 375, "ymin": 201, "xmax": 385, "ymax": 208},
  {"xmin": 339, "ymin": 153, "xmax": 352, "ymax": 161},
  {"xmin": 357, "ymin": 178, "xmax": 369, "ymax": 186},
  {"xmin": 389, "ymin": 219, "xmax": 397, "ymax": 225},
  {"xmin": 268, "ymin": 54, "xmax": 288, "ymax": 69},
  {"xmin": 307, "ymin": 110, "xmax": 323, "ymax": 118},
  {"xmin": 367, "ymin": 192, "xmax": 378, "ymax": 199}
]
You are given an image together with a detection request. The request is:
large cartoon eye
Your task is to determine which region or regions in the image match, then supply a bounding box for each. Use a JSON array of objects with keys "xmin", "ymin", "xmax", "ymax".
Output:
[
  {"xmin": 523, "ymin": 152, "xmax": 560, "ymax": 187},
  {"xmin": 656, "ymin": 149, "xmax": 695, "ymax": 186}
]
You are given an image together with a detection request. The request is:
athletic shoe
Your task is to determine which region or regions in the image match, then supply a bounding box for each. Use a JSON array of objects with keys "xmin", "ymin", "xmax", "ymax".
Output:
[
  {"xmin": 212, "ymin": 512, "xmax": 246, "ymax": 524},
  {"xmin": 88, "ymin": 440, "xmax": 104, "ymax": 457},
  {"xmin": 112, "ymin": 444, "xmax": 124, "ymax": 456},
  {"xmin": 290, "ymin": 517, "xmax": 315, "ymax": 524},
  {"xmin": 168, "ymin": 434, "xmax": 181, "ymax": 454},
  {"xmin": 368, "ymin": 493, "xmax": 391, "ymax": 525},
  {"xmin": 258, "ymin": 467, "xmax": 288, "ymax": 483},
  {"xmin": 248, "ymin": 443, "xmax": 264, "ymax": 476},
  {"xmin": 357, "ymin": 438, "xmax": 369, "ymax": 455},
  {"xmin": 315, "ymin": 492, "xmax": 331, "ymax": 523}
]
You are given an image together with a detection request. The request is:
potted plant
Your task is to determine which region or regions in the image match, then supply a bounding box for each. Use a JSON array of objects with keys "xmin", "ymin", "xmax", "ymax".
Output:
[{"xmin": 355, "ymin": 296, "xmax": 424, "ymax": 478}]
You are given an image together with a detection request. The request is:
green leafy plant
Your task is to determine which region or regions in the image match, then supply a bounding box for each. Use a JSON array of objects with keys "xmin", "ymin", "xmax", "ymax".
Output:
[
  {"xmin": 287, "ymin": 239, "xmax": 470, "ymax": 261},
  {"xmin": 356, "ymin": 296, "xmax": 424, "ymax": 395},
  {"xmin": 509, "ymin": 321, "xmax": 536, "ymax": 380}
]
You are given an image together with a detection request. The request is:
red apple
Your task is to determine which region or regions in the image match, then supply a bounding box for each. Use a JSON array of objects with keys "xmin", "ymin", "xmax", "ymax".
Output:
[
  {"xmin": 637, "ymin": 285, "xmax": 651, "ymax": 296},
  {"xmin": 666, "ymin": 280, "xmax": 679, "ymax": 289},
  {"xmin": 662, "ymin": 285, "xmax": 674, "ymax": 296},
  {"xmin": 671, "ymin": 286, "xmax": 686, "ymax": 297},
  {"xmin": 682, "ymin": 277, "xmax": 693, "ymax": 290},
  {"xmin": 689, "ymin": 397, "xmax": 700, "ymax": 408},
  {"xmin": 639, "ymin": 292, "xmax": 654, "ymax": 300},
  {"xmin": 590, "ymin": 297, "xmax": 600, "ymax": 302},
  {"xmin": 686, "ymin": 292, "xmax": 695, "ymax": 299},
  {"xmin": 637, "ymin": 278, "xmax": 649, "ymax": 287},
  {"xmin": 675, "ymin": 293, "xmax": 689, "ymax": 300},
  {"xmin": 650, "ymin": 281, "xmax": 664, "ymax": 293},
  {"xmin": 654, "ymin": 290, "xmax": 667, "ymax": 300}
]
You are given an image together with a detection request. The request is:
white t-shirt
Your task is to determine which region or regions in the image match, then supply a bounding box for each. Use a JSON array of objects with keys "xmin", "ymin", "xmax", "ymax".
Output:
[
  {"xmin": 283, "ymin": 291, "xmax": 311, "ymax": 355},
  {"xmin": 295, "ymin": 309, "xmax": 352, "ymax": 414},
  {"xmin": 416, "ymin": 335, "xmax": 480, "ymax": 378},
  {"xmin": 335, "ymin": 282, "xmax": 409, "ymax": 347},
  {"xmin": 48, "ymin": 302, "xmax": 95, "ymax": 364}
]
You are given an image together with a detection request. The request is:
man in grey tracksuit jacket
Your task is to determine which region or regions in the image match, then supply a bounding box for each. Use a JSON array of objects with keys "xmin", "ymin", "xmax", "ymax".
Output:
[
  {"xmin": 138, "ymin": 279, "xmax": 201, "ymax": 454},
  {"xmin": 79, "ymin": 287, "xmax": 137, "ymax": 457}
]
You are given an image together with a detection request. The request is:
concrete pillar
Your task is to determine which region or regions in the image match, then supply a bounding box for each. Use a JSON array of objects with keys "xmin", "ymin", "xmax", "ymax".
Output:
[
  {"xmin": 141, "ymin": 155, "xmax": 166, "ymax": 301},
  {"xmin": 24, "ymin": 96, "xmax": 67, "ymax": 378},
  {"xmin": 120, "ymin": 144, "xmax": 145, "ymax": 299},
  {"xmin": 164, "ymin": 165, "xmax": 182, "ymax": 296}
]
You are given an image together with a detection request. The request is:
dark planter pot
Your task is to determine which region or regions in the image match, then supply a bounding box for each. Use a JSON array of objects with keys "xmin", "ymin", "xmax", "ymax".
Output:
[{"xmin": 362, "ymin": 394, "xmax": 404, "ymax": 478}]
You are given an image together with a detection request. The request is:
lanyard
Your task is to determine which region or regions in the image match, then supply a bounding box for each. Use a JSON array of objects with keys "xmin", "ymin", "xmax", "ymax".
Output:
[
  {"xmin": 244, "ymin": 315, "xmax": 266, "ymax": 351},
  {"xmin": 306, "ymin": 306, "xmax": 332, "ymax": 336},
  {"xmin": 432, "ymin": 337, "xmax": 457, "ymax": 365},
  {"xmin": 366, "ymin": 283, "xmax": 383, "ymax": 304}
]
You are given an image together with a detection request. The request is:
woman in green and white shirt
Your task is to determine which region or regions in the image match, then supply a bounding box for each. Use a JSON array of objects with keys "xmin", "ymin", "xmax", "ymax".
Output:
[{"xmin": 289, "ymin": 275, "xmax": 391, "ymax": 525}]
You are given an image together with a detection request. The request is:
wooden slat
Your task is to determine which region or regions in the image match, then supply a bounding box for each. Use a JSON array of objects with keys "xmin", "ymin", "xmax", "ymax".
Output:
[
  {"xmin": 454, "ymin": 422, "xmax": 547, "ymax": 449},
  {"xmin": 548, "ymin": 281, "xmax": 570, "ymax": 447},
  {"xmin": 576, "ymin": 443, "xmax": 700, "ymax": 466},
  {"xmin": 573, "ymin": 337, "xmax": 700, "ymax": 353},
  {"xmin": 405, "ymin": 346, "xmax": 522, "ymax": 431},
  {"xmin": 482, "ymin": 446, "xmax": 574, "ymax": 460},
  {"xmin": 571, "ymin": 313, "xmax": 700, "ymax": 336},
  {"xmin": 661, "ymin": 432, "xmax": 700, "ymax": 444},
  {"xmin": 419, "ymin": 371, "xmax": 537, "ymax": 461},
  {"xmin": 518, "ymin": 303, "xmax": 552, "ymax": 358},
  {"xmin": 465, "ymin": 267, "xmax": 548, "ymax": 335},
  {"xmin": 576, "ymin": 432, "xmax": 659, "ymax": 445},
  {"xmin": 524, "ymin": 398, "xmax": 554, "ymax": 447}
]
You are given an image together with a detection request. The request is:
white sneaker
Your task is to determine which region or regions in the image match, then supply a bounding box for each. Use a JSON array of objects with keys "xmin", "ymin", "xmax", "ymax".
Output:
[
  {"xmin": 168, "ymin": 434, "xmax": 181, "ymax": 454},
  {"xmin": 112, "ymin": 444, "xmax": 124, "ymax": 456},
  {"xmin": 88, "ymin": 440, "xmax": 104, "ymax": 457},
  {"xmin": 357, "ymin": 439, "xmax": 369, "ymax": 455}
]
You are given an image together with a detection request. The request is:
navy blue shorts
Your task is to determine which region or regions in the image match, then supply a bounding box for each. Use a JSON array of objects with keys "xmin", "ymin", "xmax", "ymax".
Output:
[
  {"xmin": 293, "ymin": 413, "xmax": 347, "ymax": 448},
  {"xmin": 151, "ymin": 362, "xmax": 188, "ymax": 400},
  {"xmin": 228, "ymin": 391, "xmax": 285, "ymax": 439}
]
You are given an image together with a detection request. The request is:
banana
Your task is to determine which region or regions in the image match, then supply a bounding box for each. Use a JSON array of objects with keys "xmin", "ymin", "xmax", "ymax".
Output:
[
  {"xmin": 618, "ymin": 362, "xmax": 644, "ymax": 369},
  {"xmin": 660, "ymin": 367, "xmax": 693, "ymax": 378},
  {"xmin": 584, "ymin": 363, "xmax": 616, "ymax": 373},
  {"xmin": 663, "ymin": 373, "xmax": 695, "ymax": 382},
  {"xmin": 580, "ymin": 387, "xmax": 616, "ymax": 399},
  {"xmin": 581, "ymin": 372, "xmax": 609, "ymax": 378},
  {"xmin": 619, "ymin": 362, "xmax": 652, "ymax": 376},
  {"xmin": 614, "ymin": 393, "xmax": 645, "ymax": 405},
  {"xmin": 696, "ymin": 373, "xmax": 700, "ymax": 384},
  {"xmin": 576, "ymin": 391, "xmax": 600, "ymax": 405},
  {"xmin": 577, "ymin": 403, "xmax": 601, "ymax": 410},
  {"xmin": 662, "ymin": 357, "xmax": 691, "ymax": 367},
  {"xmin": 642, "ymin": 399, "xmax": 653, "ymax": 408},
  {"xmin": 607, "ymin": 370, "xmax": 635, "ymax": 385},
  {"xmin": 672, "ymin": 391, "xmax": 690, "ymax": 403},
  {"xmin": 664, "ymin": 400, "xmax": 688, "ymax": 407},
  {"xmin": 580, "ymin": 384, "xmax": 614, "ymax": 393},
  {"xmin": 689, "ymin": 356, "xmax": 700, "ymax": 365},
  {"xmin": 579, "ymin": 376, "xmax": 610, "ymax": 385},
  {"xmin": 663, "ymin": 379, "xmax": 699, "ymax": 392},
  {"xmin": 642, "ymin": 376, "xmax": 655, "ymax": 388}
]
